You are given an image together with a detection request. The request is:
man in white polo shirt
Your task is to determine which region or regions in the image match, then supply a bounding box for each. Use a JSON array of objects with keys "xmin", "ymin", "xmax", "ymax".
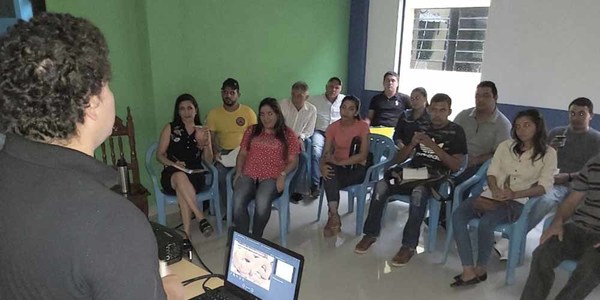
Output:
[
  {"xmin": 280, "ymin": 81, "xmax": 317, "ymax": 201},
  {"xmin": 308, "ymin": 77, "xmax": 345, "ymax": 198}
]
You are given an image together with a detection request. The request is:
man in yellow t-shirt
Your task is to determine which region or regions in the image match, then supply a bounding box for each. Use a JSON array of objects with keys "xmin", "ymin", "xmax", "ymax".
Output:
[{"xmin": 206, "ymin": 78, "xmax": 257, "ymax": 210}]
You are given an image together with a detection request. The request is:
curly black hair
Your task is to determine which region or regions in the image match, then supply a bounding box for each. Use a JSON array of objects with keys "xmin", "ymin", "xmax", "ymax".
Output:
[{"xmin": 0, "ymin": 13, "xmax": 111, "ymax": 142}]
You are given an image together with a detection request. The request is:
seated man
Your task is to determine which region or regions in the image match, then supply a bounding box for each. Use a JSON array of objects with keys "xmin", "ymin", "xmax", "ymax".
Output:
[
  {"xmin": 494, "ymin": 97, "xmax": 600, "ymax": 259},
  {"xmin": 206, "ymin": 78, "xmax": 257, "ymax": 211},
  {"xmin": 280, "ymin": 81, "xmax": 317, "ymax": 201},
  {"xmin": 354, "ymin": 94, "xmax": 467, "ymax": 266},
  {"xmin": 366, "ymin": 71, "xmax": 409, "ymax": 128},
  {"xmin": 308, "ymin": 77, "xmax": 345, "ymax": 198},
  {"xmin": 520, "ymin": 154, "xmax": 600, "ymax": 300}
]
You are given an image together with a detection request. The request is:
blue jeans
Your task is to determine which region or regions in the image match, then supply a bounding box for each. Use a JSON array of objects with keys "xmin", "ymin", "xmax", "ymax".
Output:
[
  {"xmin": 215, "ymin": 161, "xmax": 232, "ymax": 211},
  {"xmin": 362, "ymin": 179, "xmax": 430, "ymax": 249},
  {"xmin": 521, "ymin": 223, "xmax": 600, "ymax": 300},
  {"xmin": 311, "ymin": 131, "xmax": 325, "ymax": 186},
  {"xmin": 527, "ymin": 185, "xmax": 569, "ymax": 231},
  {"xmin": 452, "ymin": 196, "xmax": 524, "ymax": 267},
  {"xmin": 233, "ymin": 175, "xmax": 280, "ymax": 237}
]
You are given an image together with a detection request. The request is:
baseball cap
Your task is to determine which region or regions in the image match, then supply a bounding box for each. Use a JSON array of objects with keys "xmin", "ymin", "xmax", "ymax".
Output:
[{"xmin": 221, "ymin": 78, "xmax": 240, "ymax": 91}]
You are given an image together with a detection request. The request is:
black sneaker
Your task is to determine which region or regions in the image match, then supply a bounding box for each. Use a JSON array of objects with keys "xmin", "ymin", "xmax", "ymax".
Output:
[{"xmin": 290, "ymin": 193, "xmax": 303, "ymax": 203}]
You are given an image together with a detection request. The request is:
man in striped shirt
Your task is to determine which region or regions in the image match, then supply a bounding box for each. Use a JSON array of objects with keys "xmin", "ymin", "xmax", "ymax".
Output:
[{"xmin": 521, "ymin": 154, "xmax": 600, "ymax": 300}]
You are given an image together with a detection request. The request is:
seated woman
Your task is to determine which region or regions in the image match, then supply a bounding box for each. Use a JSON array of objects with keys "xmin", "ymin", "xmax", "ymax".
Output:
[
  {"xmin": 320, "ymin": 95, "xmax": 370, "ymax": 237},
  {"xmin": 392, "ymin": 87, "xmax": 430, "ymax": 148},
  {"xmin": 451, "ymin": 109, "xmax": 557, "ymax": 287},
  {"xmin": 157, "ymin": 93, "xmax": 214, "ymax": 238},
  {"xmin": 233, "ymin": 98, "xmax": 301, "ymax": 238}
]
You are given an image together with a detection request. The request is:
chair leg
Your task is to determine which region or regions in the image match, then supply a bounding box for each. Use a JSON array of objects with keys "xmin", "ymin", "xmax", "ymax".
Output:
[
  {"xmin": 316, "ymin": 188, "xmax": 325, "ymax": 221},
  {"xmin": 440, "ymin": 201, "xmax": 455, "ymax": 264},
  {"xmin": 280, "ymin": 208, "xmax": 287, "ymax": 247},
  {"xmin": 427, "ymin": 199, "xmax": 440, "ymax": 252},
  {"xmin": 157, "ymin": 195, "xmax": 167, "ymax": 226},
  {"xmin": 355, "ymin": 189, "xmax": 367, "ymax": 236},
  {"xmin": 505, "ymin": 227, "xmax": 525, "ymax": 285},
  {"xmin": 348, "ymin": 190, "xmax": 355, "ymax": 214},
  {"xmin": 212, "ymin": 195, "xmax": 223, "ymax": 235}
]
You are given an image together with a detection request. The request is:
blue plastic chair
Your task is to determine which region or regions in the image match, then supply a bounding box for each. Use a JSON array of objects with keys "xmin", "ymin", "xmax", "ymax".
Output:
[
  {"xmin": 225, "ymin": 166, "xmax": 298, "ymax": 247},
  {"xmin": 442, "ymin": 159, "xmax": 541, "ymax": 285},
  {"xmin": 384, "ymin": 156, "xmax": 468, "ymax": 252},
  {"xmin": 316, "ymin": 133, "xmax": 397, "ymax": 235},
  {"xmin": 145, "ymin": 142, "xmax": 223, "ymax": 235},
  {"xmin": 542, "ymin": 214, "xmax": 577, "ymax": 276}
]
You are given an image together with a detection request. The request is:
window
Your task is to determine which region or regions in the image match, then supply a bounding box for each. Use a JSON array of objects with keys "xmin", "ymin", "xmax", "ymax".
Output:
[{"xmin": 410, "ymin": 7, "xmax": 489, "ymax": 73}]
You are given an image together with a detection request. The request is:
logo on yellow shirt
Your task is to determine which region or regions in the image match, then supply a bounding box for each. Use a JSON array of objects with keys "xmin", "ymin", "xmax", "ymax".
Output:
[{"xmin": 236, "ymin": 117, "xmax": 246, "ymax": 126}]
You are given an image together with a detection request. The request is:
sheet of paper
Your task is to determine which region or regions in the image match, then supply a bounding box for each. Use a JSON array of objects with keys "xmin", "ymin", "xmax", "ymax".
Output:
[
  {"xmin": 402, "ymin": 167, "xmax": 429, "ymax": 180},
  {"xmin": 218, "ymin": 146, "xmax": 240, "ymax": 168}
]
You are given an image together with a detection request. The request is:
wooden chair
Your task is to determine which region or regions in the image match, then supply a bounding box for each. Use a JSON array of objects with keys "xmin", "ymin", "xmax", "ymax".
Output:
[{"xmin": 99, "ymin": 107, "xmax": 150, "ymax": 215}]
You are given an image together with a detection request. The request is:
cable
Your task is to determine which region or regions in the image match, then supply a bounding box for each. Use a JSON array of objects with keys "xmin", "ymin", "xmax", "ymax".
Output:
[
  {"xmin": 173, "ymin": 227, "xmax": 214, "ymax": 274},
  {"xmin": 181, "ymin": 273, "xmax": 224, "ymax": 286}
]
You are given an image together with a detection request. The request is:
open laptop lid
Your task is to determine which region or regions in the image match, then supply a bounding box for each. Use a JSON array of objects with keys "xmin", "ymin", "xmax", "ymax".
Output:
[{"xmin": 224, "ymin": 228, "xmax": 304, "ymax": 300}]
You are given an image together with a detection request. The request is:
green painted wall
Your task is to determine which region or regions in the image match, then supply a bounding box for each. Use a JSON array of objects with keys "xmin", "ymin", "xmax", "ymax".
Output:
[
  {"xmin": 145, "ymin": 0, "xmax": 350, "ymax": 126},
  {"xmin": 46, "ymin": 0, "xmax": 350, "ymax": 212}
]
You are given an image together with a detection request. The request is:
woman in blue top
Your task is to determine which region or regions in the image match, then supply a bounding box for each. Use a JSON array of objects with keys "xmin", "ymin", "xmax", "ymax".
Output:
[{"xmin": 157, "ymin": 94, "xmax": 214, "ymax": 238}]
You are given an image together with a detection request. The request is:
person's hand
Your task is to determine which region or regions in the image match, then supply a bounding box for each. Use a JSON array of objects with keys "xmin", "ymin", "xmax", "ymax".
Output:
[
  {"xmin": 415, "ymin": 132, "xmax": 436, "ymax": 148},
  {"xmin": 174, "ymin": 160, "xmax": 186, "ymax": 168},
  {"xmin": 320, "ymin": 164, "xmax": 334, "ymax": 180},
  {"xmin": 467, "ymin": 155, "xmax": 479, "ymax": 167},
  {"xmin": 594, "ymin": 242, "xmax": 600, "ymax": 249},
  {"xmin": 540, "ymin": 222, "xmax": 564, "ymax": 244},
  {"xmin": 276, "ymin": 174, "xmax": 285, "ymax": 193},
  {"xmin": 195, "ymin": 127, "xmax": 210, "ymax": 148},
  {"xmin": 410, "ymin": 132, "xmax": 423, "ymax": 147},
  {"xmin": 391, "ymin": 170, "xmax": 402, "ymax": 183},
  {"xmin": 161, "ymin": 274, "xmax": 185, "ymax": 300},
  {"xmin": 497, "ymin": 188, "xmax": 515, "ymax": 201},
  {"xmin": 214, "ymin": 151, "xmax": 222, "ymax": 161},
  {"xmin": 554, "ymin": 173, "xmax": 570, "ymax": 185},
  {"xmin": 489, "ymin": 185, "xmax": 502, "ymax": 199}
]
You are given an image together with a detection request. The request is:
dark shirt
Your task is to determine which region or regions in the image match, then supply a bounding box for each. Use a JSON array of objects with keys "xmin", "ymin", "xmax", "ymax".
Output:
[
  {"xmin": 368, "ymin": 92, "xmax": 410, "ymax": 127},
  {"xmin": 410, "ymin": 121, "xmax": 468, "ymax": 173},
  {"xmin": 0, "ymin": 134, "xmax": 166, "ymax": 300},
  {"xmin": 548, "ymin": 126, "xmax": 600, "ymax": 173},
  {"xmin": 167, "ymin": 121, "xmax": 204, "ymax": 169},
  {"xmin": 571, "ymin": 154, "xmax": 600, "ymax": 233},
  {"xmin": 393, "ymin": 109, "xmax": 431, "ymax": 146}
]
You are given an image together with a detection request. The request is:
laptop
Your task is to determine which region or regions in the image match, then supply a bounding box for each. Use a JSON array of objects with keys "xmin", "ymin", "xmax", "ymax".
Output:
[{"xmin": 192, "ymin": 228, "xmax": 304, "ymax": 300}]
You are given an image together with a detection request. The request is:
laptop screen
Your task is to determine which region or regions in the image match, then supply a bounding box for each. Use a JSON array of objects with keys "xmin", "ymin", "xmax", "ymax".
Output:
[{"xmin": 226, "ymin": 230, "xmax": 303, "ymax": 300}]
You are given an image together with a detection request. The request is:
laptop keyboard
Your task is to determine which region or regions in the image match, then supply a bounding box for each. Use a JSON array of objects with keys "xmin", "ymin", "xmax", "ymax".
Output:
[{"xmin": 190, "ymin": 289, "xmax": 239, "ymax": 300}]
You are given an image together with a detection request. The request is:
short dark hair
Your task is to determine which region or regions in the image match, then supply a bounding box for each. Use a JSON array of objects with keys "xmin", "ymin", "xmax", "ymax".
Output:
[
  {"xmin": 291, "ymin": 81, "xmax": 309, "ymax": 92},
  {"xmin": 173, "ymin": 93, "xmax": 201, "ymax": 125},
  {"xmin": 383, "ymin": 71, "xmax": 399, "ymax": 80},
  {"xmin": 477, "ymin": 81, "xmax": 498, "ymax": 98},
  {"xmin": 569, "ymin": 97, "xmax": 593, "ymax": 114},
  {"xmin": 430, "ymin": 93, "xmax": 452, "ymax": 107},
  {"xmin": 327, "ymin": 77, "xmax": 342, "ymax": 86},
  {"xmin": 0, "ymin": 13, "xmax": 111, "ymax": 142}
]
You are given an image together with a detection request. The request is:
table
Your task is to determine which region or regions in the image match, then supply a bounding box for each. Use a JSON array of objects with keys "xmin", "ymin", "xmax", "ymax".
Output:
[{"xmin": 169, "ymin": 260, "xmax": 224, "ymax": 299}]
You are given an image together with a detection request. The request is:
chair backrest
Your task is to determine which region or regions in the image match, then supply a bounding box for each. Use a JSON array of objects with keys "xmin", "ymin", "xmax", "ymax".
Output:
[
  {"xmin": 466, "ymin": 159, "xmax": 492, "ymax": 197},
  {"xmin": 99, "ymin": 107, "xmax": 141, "ymax": 184},
  {"xmin": 367, "ymin": 133, "xmax": 397, "ymax": 180}
]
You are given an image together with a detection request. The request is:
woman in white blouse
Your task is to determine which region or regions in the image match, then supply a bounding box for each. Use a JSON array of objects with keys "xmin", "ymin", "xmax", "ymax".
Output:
[{"xmin": 450, "ymin": 109, "xmax": 557, "ymax": 287}]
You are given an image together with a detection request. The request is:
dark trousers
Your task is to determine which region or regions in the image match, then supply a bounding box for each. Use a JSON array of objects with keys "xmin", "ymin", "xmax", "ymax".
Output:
[
  {"xmin": 362, "ymin": 179, "xmax": 431, "ymax": 249},
  {"xmin": 323, "ymin": 164, "xmax": 366, "ymax": 204},
  {"xmin": 521, "ymin": 222, "xmax": 600, "ymax": 300}
]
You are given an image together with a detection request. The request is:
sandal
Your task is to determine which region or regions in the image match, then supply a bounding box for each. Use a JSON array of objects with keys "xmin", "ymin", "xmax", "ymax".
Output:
[{"xmin": 198, "ymin": 218, "xmax": 214, "ymax": 237}]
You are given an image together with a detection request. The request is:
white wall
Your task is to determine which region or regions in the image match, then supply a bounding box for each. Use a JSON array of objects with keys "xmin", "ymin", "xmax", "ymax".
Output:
[
  {"xmin": 482, "ymin": 0, "xmax": 600, "ymax": 109},
  {"xmin": 364, "ymin": 0, "xmax": 403, "ymax": 92},
  {"xmin": 365, "ymin": 0, "xmax": 490, "ymax": 116}
]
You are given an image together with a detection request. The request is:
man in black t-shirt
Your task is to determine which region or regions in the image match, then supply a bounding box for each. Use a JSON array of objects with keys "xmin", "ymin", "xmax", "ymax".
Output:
[
  {"xmin": 355, "ymin": 94, "xmax": 467, "ymax": 267},
  {"xmin": 367, "ymin": 71, "xmax": 410, "ymax": 127},
  {"xmin": 0, "ymin": 13, "xmax": 182, "ymax": 300}
]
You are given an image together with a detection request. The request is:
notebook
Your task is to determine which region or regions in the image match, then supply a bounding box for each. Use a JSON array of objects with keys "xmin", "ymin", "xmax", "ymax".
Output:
[{"xmin": 191, "ymin": 228, "xmax": 304, "ymax": 300}]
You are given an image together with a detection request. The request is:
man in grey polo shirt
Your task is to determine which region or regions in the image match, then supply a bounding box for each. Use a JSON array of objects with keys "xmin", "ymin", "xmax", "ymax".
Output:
[
  {"xmin": 453, "ymin": 80, "xmax": 512, "ymax": 178},
  {"xmin": 520, "ymin": 154, "xmax": 600, "ymax": 300}
]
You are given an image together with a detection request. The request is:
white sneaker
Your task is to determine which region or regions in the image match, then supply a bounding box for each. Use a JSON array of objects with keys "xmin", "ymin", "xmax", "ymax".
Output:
[{"xmin": 494, "ymin": 238, "xmax": 510, "ymax": 261}]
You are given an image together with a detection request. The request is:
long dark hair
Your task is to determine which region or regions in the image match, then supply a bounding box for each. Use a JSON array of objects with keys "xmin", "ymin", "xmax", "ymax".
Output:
[
  {"xmin": 172, "ymin": 93, "xmax": 201, "ymax": 125},
  {"xmin": 248, "ymin": 97, "xmax": 289, "ymax": 160},
  {"xmin": 511, "ymin": 109, "xmax": 548, "ymax": 163},
  {"xmin": 342, "ymin": 95, "xmax": 361, "ymax": 120}
]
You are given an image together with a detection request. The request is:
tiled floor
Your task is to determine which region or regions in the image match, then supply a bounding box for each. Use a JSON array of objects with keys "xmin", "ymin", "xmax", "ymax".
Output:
[{"xmin": 153, "ymin": 195, "xmax": 600, "ymax": 300}]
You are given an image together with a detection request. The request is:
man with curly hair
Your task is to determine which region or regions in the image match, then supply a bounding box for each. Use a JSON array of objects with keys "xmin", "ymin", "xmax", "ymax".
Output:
[{"xmin": 0, "ymin": 13, "xmax": 182, "ymax": 299}]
